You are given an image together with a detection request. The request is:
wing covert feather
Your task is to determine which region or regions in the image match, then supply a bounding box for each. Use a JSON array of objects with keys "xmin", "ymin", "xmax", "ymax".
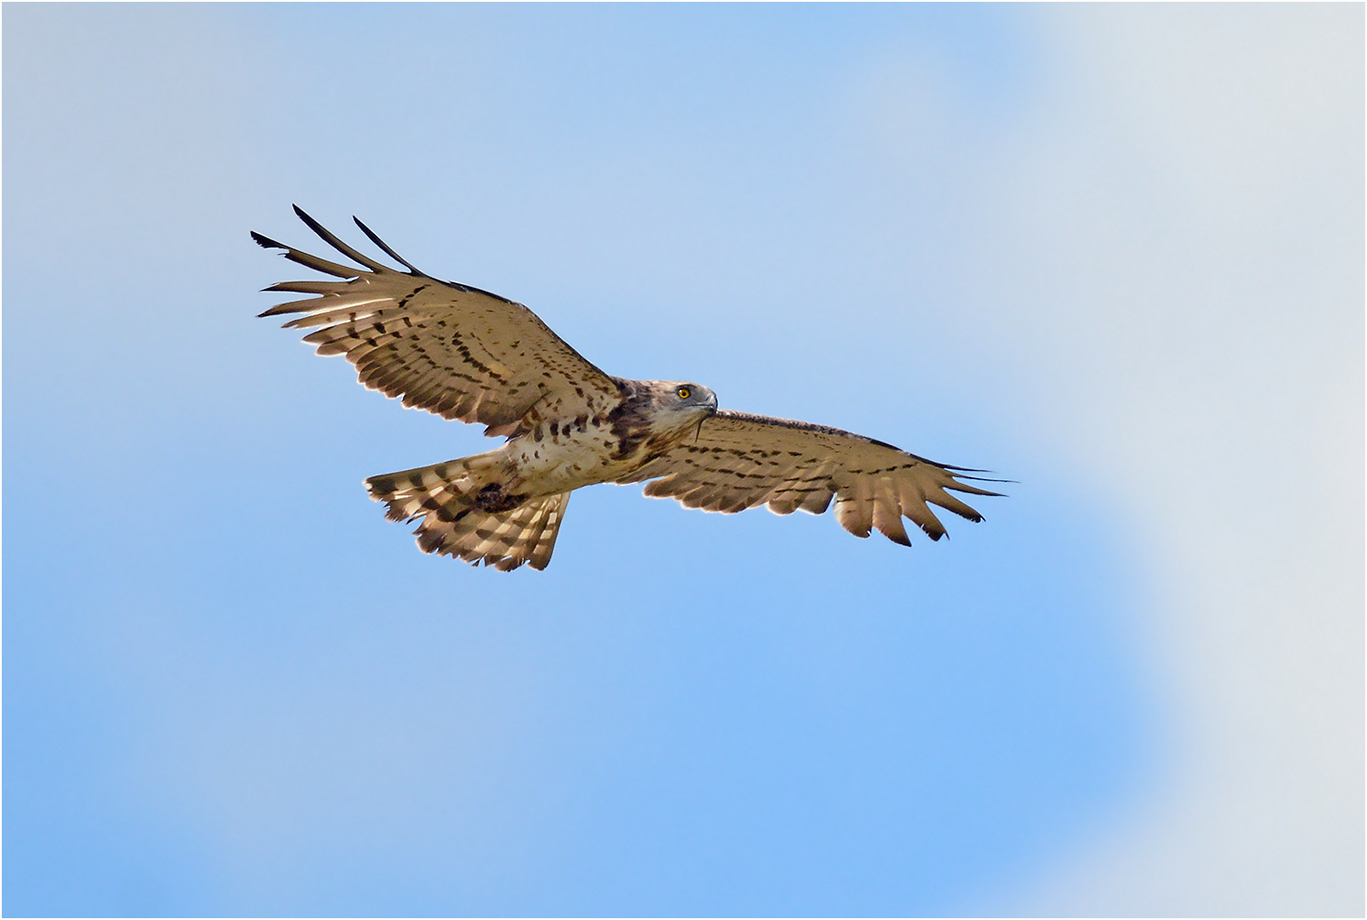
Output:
[
  {"xmin": 255, "ymin": 208, "xmax": 623, "ymax": 434},
  {"xmin": 630, "ymin": 409, "xmax": 1003, "ymax": 545}
]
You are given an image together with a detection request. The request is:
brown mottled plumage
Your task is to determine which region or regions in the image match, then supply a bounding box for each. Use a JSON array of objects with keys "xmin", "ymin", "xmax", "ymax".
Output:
[{"xmin": 256, "ymin": 207, "xmax": 1004, "ymax": 570}]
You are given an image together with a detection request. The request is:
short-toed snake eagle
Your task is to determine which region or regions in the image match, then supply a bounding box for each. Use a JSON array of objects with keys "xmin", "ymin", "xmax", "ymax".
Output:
[{"xmin": 255, "ymin": 207, "xmax": 1004, "ymax": 570}]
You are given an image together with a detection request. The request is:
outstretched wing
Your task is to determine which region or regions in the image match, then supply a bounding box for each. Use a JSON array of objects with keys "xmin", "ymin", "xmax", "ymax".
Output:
[
  {"xmin": 255, "ymin": 206, "xmax": 624, "ymax": 436},
  {"xmin": 625, "ymin": 410, "xmax": 1005, "ymax": 545}
]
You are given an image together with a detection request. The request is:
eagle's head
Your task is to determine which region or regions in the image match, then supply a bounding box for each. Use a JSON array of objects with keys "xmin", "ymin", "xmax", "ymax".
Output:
[
  {"xmin": 654, "ymin": 380, "xmax": 718, "ymax": 422},
  {"xmin": 609, "ymin": 379, "xmax": 719, "ymax": 459},
  {"xmin": 624, "ymin": 379, "xmax": 718, "ymax": 439},
  {"xmin": 653, "ymin": 380, "xmax": 717, "ymax": 447}
]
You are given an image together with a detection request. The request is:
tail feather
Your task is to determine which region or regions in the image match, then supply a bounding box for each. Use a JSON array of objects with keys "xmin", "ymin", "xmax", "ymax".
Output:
[{"xmin": 364, "ymin": 458, "xmax": 569, "ymax": 571}]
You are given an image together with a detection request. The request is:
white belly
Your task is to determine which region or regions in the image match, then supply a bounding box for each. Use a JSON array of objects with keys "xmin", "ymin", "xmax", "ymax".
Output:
[{"xmin": 501, "ymin": 423, "xmax": 646, "ymax": 495}]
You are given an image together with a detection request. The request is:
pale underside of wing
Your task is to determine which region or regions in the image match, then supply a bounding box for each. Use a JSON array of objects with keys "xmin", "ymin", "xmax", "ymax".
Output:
[
  {"xmin": 254, "ymin": 206, "xmax": 624, "ymax": 436},
  {"xmin": 624, "ymin": 409, "xmax": 1004, "ymax": 545}
]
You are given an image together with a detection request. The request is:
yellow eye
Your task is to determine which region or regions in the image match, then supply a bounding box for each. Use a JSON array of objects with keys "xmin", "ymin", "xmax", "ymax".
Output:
[{"xmin": 677, "ymin": 387, "xmax": 691, "ymax": 400}]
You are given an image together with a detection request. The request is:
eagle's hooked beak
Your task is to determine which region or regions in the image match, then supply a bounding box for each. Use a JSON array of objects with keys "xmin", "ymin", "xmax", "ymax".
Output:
[
  {"xmin": 694, "ymin": 391, "xmax": 717, "ymax": 443},
  {"xmin": 694, "ymin": 403, "xmax": 715, "ymax": 444}
]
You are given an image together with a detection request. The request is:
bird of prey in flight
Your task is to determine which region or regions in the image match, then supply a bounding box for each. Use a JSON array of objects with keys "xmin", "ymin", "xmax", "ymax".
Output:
[{"xmin": 255, "ymin": 207, "xmax": 1004, "ymax": 570}]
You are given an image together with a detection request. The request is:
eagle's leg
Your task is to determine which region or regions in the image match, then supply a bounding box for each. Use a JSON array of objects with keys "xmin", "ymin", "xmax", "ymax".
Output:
[{"xmin": 473, "ymin": 482, "xmax": 526, "ymax": 513}]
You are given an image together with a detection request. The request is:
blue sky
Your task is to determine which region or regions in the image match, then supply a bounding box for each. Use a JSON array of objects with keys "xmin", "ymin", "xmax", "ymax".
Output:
[{"xmin": 4, "ymin": 4, "xmax": 1361, "ymax": 917}]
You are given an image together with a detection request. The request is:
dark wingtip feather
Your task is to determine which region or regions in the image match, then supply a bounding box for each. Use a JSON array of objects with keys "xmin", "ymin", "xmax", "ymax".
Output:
[
  {"xmin": 352, "ymin": 215, "xmax": 428, "ymax": 275},
  {"xmin": 942, "ymin": 464, "xmax": 1016, "ymax": 484},
  {"xmin": 291, "ymin": 205, "xmax": 328, "ymax": 240},
  {"xmin": 289, "ymin": 205, "xmax": 390, "ymax": 272},
  {"xmin": 251, "ymin": 230, "xmax": 285, "ymax": 250},
  {"xmin": 962, "ymin": 476, "xmax": 1016, "ymax": 487},
  {"xmin": 946, "ymin": 479, "xmax": 1010, "ymax": 499}
]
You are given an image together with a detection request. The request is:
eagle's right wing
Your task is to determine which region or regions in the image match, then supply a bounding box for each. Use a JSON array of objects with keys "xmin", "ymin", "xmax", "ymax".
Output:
[
  {"xmin": 624, "ymin": 409, "xmax": 1005, "ymax": 545},
  {"xmin": 255, "ymin": 206, "xmax": 625, "ymax": 436}
]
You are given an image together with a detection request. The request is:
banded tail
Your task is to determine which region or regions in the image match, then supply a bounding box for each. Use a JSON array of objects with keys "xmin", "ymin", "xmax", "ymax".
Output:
[{"xmin": 365, "ymin": 457, "xmax": 570, "ymax": 571}]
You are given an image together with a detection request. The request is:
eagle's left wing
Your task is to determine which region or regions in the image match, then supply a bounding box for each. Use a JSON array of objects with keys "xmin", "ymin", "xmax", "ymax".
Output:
[
  {"xmin": 624, "ymin": 409, "xmax": 1004, "ymax": 545},
  {"xmin": 254, "ymin": 207, "xmax": 625, "ymax": 437}
]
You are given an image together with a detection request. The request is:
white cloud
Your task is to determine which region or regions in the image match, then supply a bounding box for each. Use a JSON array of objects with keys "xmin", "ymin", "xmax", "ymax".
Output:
[{"xmin": 950, "ymin": 6, "xmax": 1363, "ymax": 914}]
